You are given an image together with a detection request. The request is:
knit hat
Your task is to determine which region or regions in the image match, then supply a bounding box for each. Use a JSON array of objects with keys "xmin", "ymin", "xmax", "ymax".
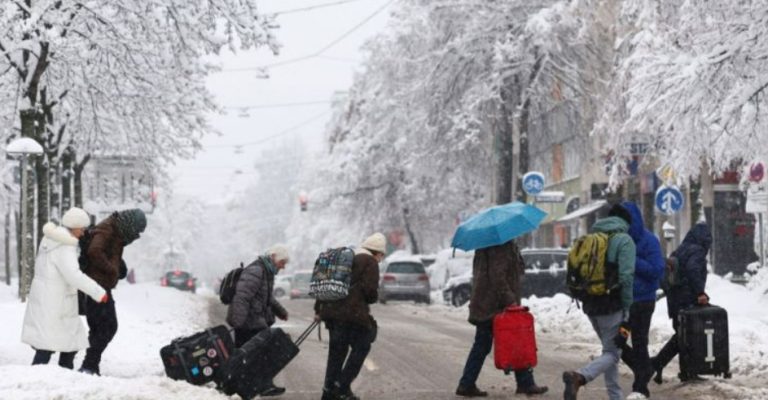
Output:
[
  {"xmin": 114, "ymin": 209, "xmax": 147, "ymax": 245},
  {"xmin": 361, "ymin": 232, "xmax": 386, "ymax": 254},
  {"xmin": 61, "ymin": 207, "xmax": 91, "ymax": 229},
  {"xmin": 267, "ymin": 244, "xmax": 290, "ymax": 263}
]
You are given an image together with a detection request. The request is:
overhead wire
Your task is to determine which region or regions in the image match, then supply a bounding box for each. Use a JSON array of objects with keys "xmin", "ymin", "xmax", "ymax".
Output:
[
  {"xmin": 222, "ymin": 100, "xmax": 332, "ymax": 110},
  {"xmin": 207, "ymin": 109, "xmax": 331, "ymax": 148},
  {"xmin": 221, "ymin": 0, "xmax": 393, "ymax": 73},
  {"xmin": 268, "ymin": 0, "xmax": 372, "ymax": 15}
]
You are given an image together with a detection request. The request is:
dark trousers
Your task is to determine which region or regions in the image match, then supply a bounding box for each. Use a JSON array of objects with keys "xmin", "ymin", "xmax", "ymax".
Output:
[
  {"xmin": 323, "ymin": 321, "xmax": 373, "ymax": 394},
  {"xmin": 234, "ymin": 327, "xmax": 276, "ymax": 388},
  {"xmin": 654, "ymin": 316, "xmax": 681, "ymax": 371},
  {"xmin": 81, "ymin": 290, "xmax": 117, "ymax": 373},
  {"xmin": 620, "ymin": 301, "xmax": 655, "ymax": 396},
  {"xmin": 32, "ymin": 349, "xmax": 77, "ymax": 369},
  {"xmin": 458, "ymin": 320, "xmax": 535, "ymax": 390}
]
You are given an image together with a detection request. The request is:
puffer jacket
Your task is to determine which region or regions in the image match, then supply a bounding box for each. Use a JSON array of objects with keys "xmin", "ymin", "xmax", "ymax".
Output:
[
  {"xmin": 226, "ymin": 258, "xmax": 287, "ymax": 331},
  {"xmin": 668, "ymin": 223, "xmax": 711, "ymax": 319},
  {"xmin": 22, "ymin": 223, "xmax": 106, "ymax": 352},
  {"xmin": 468, "ymin": 241, "xmax": 524, "ymax": 325},
  {"xmin": 315, "ymin": 248, "xmax": 379, "ymax": 330},
  {"xmin": 622, "ymin": 202, "xmax": 665, "ymax": 302}
]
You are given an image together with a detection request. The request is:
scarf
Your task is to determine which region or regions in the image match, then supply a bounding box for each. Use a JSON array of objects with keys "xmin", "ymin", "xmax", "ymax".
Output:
[{"xmin": 260, "ymin": 255, "xmax": 277, "ymax": 275}]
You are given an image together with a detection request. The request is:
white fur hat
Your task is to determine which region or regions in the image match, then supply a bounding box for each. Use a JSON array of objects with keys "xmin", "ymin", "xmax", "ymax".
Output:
[
  {"xmin": 61, "ymin": 207, "xmax": 91, "ymax": 229},
  {"xmin": 361, "ymin": 232, "xmax": 386, "ymax": 254},
  {"xmin": 268, "ymin": 244, "xmax": 290, "ymax": 263}
]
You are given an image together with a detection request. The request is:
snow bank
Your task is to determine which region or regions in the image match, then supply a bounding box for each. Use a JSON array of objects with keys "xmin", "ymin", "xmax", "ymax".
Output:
[{"xmin": 0, "ymin": 282, "xmax": 229, "ymax": 400}]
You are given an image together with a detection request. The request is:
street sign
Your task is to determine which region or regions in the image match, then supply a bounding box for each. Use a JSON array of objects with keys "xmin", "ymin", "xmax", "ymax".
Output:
[
  {"xmin": 522, "ymin": 172, "xmax": 545, "ymax": 195},
  {"xmin": 749, "ymin": 161, "xmax": 765, "ymax": 183},
  {"xmin": 655, "ymin": 185, "xmax": 684, "ymax": 215},
  {"xmin": 534, "ymin": 191, "xmax": 565, "ymax": 203},
  {"xmin": 746, "ymin": 187, "xmax": 768, "ymax": 213}
]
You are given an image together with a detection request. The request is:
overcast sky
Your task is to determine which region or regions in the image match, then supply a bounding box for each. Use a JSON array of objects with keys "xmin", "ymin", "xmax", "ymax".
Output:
[{"xmin": 169, "ymin": 0, "xmax": 393, "ymax": 202}]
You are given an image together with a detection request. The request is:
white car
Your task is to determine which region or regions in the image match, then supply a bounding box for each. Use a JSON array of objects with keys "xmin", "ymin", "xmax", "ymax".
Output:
[{"xmin": 273, "ymin": 273, "xmax": 292, "ymax": 298}]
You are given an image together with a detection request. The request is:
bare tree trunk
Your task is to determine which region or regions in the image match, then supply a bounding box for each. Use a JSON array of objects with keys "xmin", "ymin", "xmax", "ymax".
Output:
[
  {"xmin": 61, "ymin": 147, "xmax": 73, "ymax": 211},
  {"xmin": 4, "ymin": 205, "xmax": 10, "ymax": 286},
  {"xmin": 498, "ymin": 90, "xmax": 516, "ymax": 205},
  {"xmin": 73, "ymin": 154, "xmax": 90, "ymax": 208},
  {"xmin": 19, "ymin": 109, "xmax": 38, "ymax": 301},
  {"xmin": 402, "ymin": 207, "xmax": 420, "ymax": 254}
]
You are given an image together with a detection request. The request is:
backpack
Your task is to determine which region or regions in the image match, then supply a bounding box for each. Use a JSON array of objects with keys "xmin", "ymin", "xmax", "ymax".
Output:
[
  {"xmin": 565, "ymin": 232, "xmax": 620, "ymax": 300},
  {"xmin": 219, "ymin": 262, "xmax": 246, "ymax": 305},
  {"xmin": 309, "ymin": 247, "xmax": 355, "ymax": 301}
]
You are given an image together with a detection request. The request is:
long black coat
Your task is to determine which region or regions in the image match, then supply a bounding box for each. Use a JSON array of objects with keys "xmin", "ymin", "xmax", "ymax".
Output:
[{"xmin": 668, "ymin": 223, "xmax": 711, "ymax": 319}]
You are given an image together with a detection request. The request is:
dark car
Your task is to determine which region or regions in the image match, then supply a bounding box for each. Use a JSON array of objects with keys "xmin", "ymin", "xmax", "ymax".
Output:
[
  {"xmin": 442, "ymin": 248, "xmax": 569, "ymax": 307},
  {"xmin": 161, "ymin": 270, "xmax": 197, "ymax": 293}
]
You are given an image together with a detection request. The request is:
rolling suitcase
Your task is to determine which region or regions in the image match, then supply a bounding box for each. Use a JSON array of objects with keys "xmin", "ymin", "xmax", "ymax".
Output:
[
  {"xmin": 218, "ymin": 321, "xmax": 319, "ymax": 399},
  {"xmin": 678, "ymin": 304, "xmax": 731, "ymax": 379},
  {"xmin": 493, "ymin": 306, "xmax": 537, "ymax": 373},
  {"xmin": 160, "ymin": 325, "xmax": 234, "ymax": 385}
]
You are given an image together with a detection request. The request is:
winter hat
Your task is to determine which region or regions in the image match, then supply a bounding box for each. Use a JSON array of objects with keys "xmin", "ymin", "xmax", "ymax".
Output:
[
  {"xmin": 361, "ymin": 232, "xmax": 386, "ymax": 254},
  {"xmin": 608, "ymin": 203, "xmax": 632, "ymax": 226},
  {"xmin": 114, "ymin": 208, "xmax": 147, "ymax": 245},
  {"xmin": 267, "ymin": 244, "xmax": 290, "ymax": 263},
  {"xmin": 61, "ymin": 207, "xmax": 91, "ymax": 229}
]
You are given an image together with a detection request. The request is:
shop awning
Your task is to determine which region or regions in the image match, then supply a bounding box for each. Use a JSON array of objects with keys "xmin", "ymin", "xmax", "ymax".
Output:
[{"xmin": 557, "ymin": 200, "xmax": 608, "ymax": 222}]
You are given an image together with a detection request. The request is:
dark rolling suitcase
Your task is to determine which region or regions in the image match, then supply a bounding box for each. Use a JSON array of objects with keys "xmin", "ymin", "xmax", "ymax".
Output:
[
  {"xmin": 160, "ymin": 325, "xmax": 234, "ymax": 385},
  {"xmin": 678, "ymin": 304, "xmax": 732, "ymax": 379},
  {"xmin": 219, "ymin": 321, "xmax": 319, "ymax": 399}
]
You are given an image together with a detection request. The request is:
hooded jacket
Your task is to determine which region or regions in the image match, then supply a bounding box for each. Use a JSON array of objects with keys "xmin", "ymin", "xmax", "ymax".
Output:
[
  {"xmin": 468, "ymin": 240, "xmax": 524, "ymax": 324},
  {"xmin": 582, "ymin": 216, "xmax": 636, "ymax": 316},
  {"xmin": 22, "ymin": 223, "xmax": 106, "ymax": 352},
  {"xmin": 622, "ymin": 202, "xmax": 665, "ymax": 302},
  {"xmin": 668, "ymin": 223, "xmax": 711, "ymax": 318}
]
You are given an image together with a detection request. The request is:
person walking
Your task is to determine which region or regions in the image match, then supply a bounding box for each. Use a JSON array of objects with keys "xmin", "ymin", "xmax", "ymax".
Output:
[
  {"xmin": 650, "ymin": 222, "xmax": 712, "ymax": 383},
  {"xmin": 618, "ymin": 202, "xmax": 665, "ymax": 400},
  {"xmin": 316, "ymin": 233, "xmax": 384, "ymax": 400},
  {"xmin": 455, "ymin": 239, "xmax": 548, "ymax": 397},
  {"xmin": 226, "ymin": 244, "xmax": 290, "ymax": 396},
  {"xmin": 21, "ymin": 208, "xmax": 108, "ymax": 369},
  {"xmin": 79, "ymin": 209, "xmax": 146, "ymax": 375},
  {"xmin": 562, "ymin": 204, "xmax": 636, "ymax": 400}
]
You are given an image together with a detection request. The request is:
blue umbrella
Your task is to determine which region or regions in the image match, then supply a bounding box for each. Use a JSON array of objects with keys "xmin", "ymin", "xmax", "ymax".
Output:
[{"xmin": 451, "ymin": 202, "xmax": 548, "ymax": 251}]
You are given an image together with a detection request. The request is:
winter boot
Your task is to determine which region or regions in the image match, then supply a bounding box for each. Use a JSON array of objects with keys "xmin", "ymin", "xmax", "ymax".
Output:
[
  {"xmin": 455, "ymin": 384, "xmax": 488, "ymax": 397},
  {"xmin": 515, "ymin": 384, "xmax": 549, "ymax": 395},
  {"xmin": 562, "ymin": 371, "xmax": 585, "ymax": 400}
]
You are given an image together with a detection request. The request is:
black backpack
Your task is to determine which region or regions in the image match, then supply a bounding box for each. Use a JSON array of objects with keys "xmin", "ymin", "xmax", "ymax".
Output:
[{"xmin": 219, "ymin": 262, "xmax": 247, "ymax": 305}]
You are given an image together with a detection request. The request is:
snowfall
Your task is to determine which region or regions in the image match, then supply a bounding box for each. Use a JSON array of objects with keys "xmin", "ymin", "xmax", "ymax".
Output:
[{"xmin": 0, "ymin": 268, "xmax": 767, "ymax": 400}]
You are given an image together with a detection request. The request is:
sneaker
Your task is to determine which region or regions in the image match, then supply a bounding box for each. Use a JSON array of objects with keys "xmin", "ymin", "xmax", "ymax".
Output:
[
  {"xmin": 562, "ymin": 371, "xmax": 585, "ymax": 400},
  {"xmin": 259, "ymin": 385, "xmax": 286, "ymax": 397},
  {"xmin": 78, "ymin": 367, "xmax": 99, "ymax": 376},
  {"xmin": 515, "ymin": 384, "xmax": 549, "ymax": 395},
  {"xmin": 626, "ymin": 392, "xmax": 649, "ymax": 400},
  {"xmin": 455, "ymin": 385, "xmax": 488, "ymax": 397}
]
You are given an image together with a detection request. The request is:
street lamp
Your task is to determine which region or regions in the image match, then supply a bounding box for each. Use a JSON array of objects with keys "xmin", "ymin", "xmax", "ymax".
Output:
[{"xmin": 6, "ymin": 137, "xmax": 43, "ymax": 301}]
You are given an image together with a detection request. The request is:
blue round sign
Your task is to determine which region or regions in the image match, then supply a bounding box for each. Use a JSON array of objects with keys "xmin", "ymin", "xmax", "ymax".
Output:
[
  {"xmin": 522, "ymin": 172, "xmax": 545, "ymax": 195},
  {"xmin": 655, "ymin": 185, "xmax": 684, "ymax": 215}
]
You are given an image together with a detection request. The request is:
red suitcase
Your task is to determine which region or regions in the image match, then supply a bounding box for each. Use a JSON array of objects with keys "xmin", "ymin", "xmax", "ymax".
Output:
[{"xmin": 493, "ymin": 306, "xmax": 537, "ymax": 373}]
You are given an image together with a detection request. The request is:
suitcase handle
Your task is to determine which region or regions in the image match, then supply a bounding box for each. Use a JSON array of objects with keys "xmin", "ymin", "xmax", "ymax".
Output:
[
  {"xmin": 295, "ymin": 320, "xmax": 320, "ymax": 346},
  {"xmin": 503, "ymin": 305, "xmax": 530, "ymax": 313}
]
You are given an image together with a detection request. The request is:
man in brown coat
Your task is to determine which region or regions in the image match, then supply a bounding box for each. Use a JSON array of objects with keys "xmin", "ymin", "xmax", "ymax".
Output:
[
  {"xmin": 456, "ymin": 240, "xmax": 548, "ymax": 397},
  {"xmin": 79, "ymin": 209, "xmax": 146, "ymax": 375},
  {"xmin": 316, "ymin": 233, "xmax": 384, "ymax": 400}
]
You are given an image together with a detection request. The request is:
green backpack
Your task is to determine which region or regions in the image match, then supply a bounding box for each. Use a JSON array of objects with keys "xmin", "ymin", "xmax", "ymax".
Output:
[{"xmin": 566, "ymin": 232, "xmax": 620, "ymax": 300}]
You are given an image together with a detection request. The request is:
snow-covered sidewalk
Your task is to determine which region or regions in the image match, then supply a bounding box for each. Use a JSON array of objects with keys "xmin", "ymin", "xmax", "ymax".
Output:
[{"xmin": 0, "ymin": 282, "xmax": 231, "ymax": 400}]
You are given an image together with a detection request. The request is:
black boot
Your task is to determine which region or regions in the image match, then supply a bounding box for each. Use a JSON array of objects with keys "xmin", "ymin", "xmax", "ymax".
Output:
[
  {"xmin": 650, "ymin": 356, "xmax": 663, "ymax": 385},
  {"xmin": 455, "ymin": 385, "xmax": 488, "ymax": 397},
  {"xmin": 562, "ymin": 371, "xmax": 585, "ymax": 400}
]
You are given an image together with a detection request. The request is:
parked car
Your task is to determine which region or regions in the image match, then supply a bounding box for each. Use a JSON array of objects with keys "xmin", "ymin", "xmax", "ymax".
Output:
[
  {"xmin": 274, "ymin": 273, "xmax": 292, "ymax": 298},
  {"xmin": 442, "ymin": 248, "xmax": 569, "ymax": 307},
  {"xmin": 290, "ymin": 270, "xmax": 313, "ymax": 299},
  {"xmin": 161, "ymin": 270, "xmax": 197, "ymax": 293},
  {"xmin": 380, "ymin": 256, "xmax": 431, "ymax": 304}
]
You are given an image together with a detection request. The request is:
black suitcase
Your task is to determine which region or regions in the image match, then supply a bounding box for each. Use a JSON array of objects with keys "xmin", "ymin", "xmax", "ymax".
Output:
[
  {"xmin": 678, "ymin": 305, "xmax": 732, "ymax": 379},
  {"xmin": 160, "ymin": 325, "xmax": 234, "ymax": 385},
  {"xmin": 219, "ymin": 321, "xmax": 319, "ymax": 399}
]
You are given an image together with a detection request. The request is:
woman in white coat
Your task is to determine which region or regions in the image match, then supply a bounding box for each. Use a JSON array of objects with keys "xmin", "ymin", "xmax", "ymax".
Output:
[{"xmin": 21, "ymin": 207, "xmax": 107, "ymax": 369}]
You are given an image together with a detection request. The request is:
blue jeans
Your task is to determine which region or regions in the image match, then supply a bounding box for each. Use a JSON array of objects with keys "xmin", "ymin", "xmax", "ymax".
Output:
[
  {"xmin": 579, "ymin": 311, "xmax": 624, "ymax": 400},
  {"xmin": 459, "ymin": 320, "xmax": 536, "ymax": 390}
]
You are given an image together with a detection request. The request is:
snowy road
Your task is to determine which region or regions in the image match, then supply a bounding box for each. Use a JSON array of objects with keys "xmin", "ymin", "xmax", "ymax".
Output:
[{"xmin": 208, "ymin": 298, "xmax": 737, "ymax": 400}]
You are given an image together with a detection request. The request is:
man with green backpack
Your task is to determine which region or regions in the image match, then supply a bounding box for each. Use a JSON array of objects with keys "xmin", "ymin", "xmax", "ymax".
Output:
[{"xmin": 562, "ymin": 204, "xmax": 636, "ymax": 400}]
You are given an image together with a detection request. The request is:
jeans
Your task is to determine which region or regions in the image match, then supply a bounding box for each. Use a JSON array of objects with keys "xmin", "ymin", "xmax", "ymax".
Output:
[
  {"xmin": 458, "ymin": 320, "xmax": 536, "ymax": 390},
  {"xmin": 82, "ymin": 290, "xmax": 117, "ymax": 373},
  {"xmin": 324, "ymin": 320, "xmax": 373, "ymax": 394},
  {"xmin": 621, "ymin": 301, "xmax": 655, "ymax": 396},
  {"xmin": 579, "ymin": 311, "xmax": 624, "ymax": 400},
  {"xmin": 32, "ymin": 349, "xmax": 77, "ymax": 369}
]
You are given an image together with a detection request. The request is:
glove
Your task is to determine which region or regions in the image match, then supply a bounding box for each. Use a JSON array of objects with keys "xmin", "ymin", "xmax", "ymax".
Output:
[
  {"xmin": 697, "ymin": 293, "xmax": 710, "ymax": 305},
  {"xmin": 613, "ymin": 321, "xmax": 631, "ymax": 348},
  {"xmin": 100, "ymin": 294, "xmax": 109, "ymax": 303}
]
